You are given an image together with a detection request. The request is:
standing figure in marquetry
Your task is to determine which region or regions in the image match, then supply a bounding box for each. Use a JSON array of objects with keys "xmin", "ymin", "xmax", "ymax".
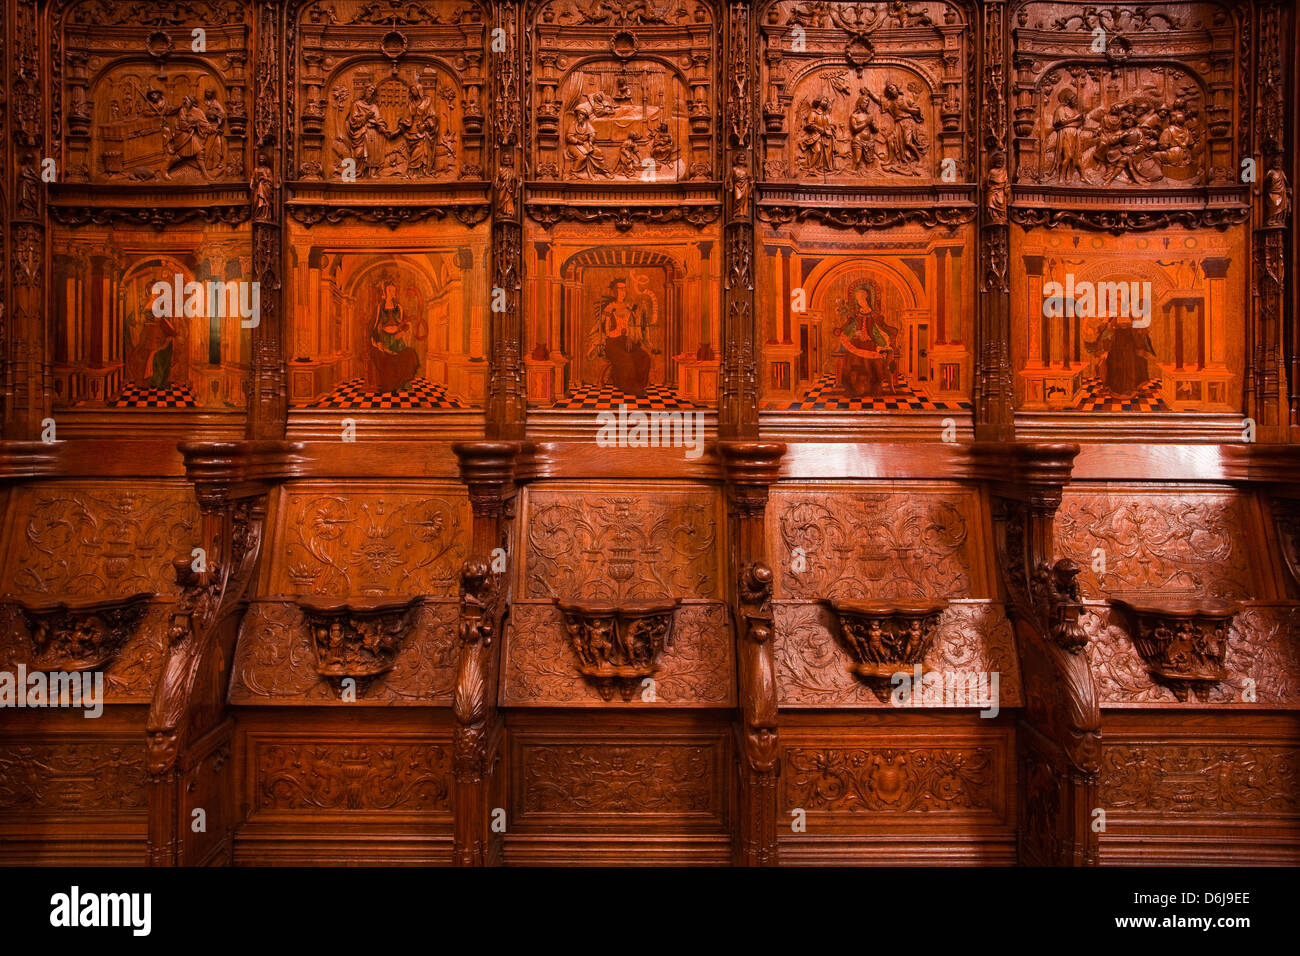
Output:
[
  {"xmin": 366, "ymin": 279, "xmax": 420, "ymax": 392},
  {"xmin": 1086, "ymin": 319, "xmax": 1157, "ymax": 399},
  {"xmin": 596, "ymin": 278, "xmax": 652, "ymax": 396}
]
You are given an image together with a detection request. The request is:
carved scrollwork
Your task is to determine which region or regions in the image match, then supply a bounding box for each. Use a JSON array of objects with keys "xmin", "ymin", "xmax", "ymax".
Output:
[
  {"xmin": 526, "ymin": 202, "xmax": 721, "ymax": 230},
  {"xmin": 1010, "ymin": 204, "xmax": 1250, "ymax": 234},
  {"xmin": 286, "ymin": 202, "xmax": 492, "ymax": 228},
  {"xmin": 757, "ymin": 202, "xmax": 976, "ymax": 231}
]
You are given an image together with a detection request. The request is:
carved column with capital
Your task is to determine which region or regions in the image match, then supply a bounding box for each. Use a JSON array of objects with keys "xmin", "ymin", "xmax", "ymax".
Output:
[
  {"xmin": 488, "ymin": 0, "xmax": 526, "ymax": 439},
  {"xmin": 249, "ymin": 0, "xmax": 287, "ymax": 439},
  {"xmin": 975, "ymin": 0, "xmax": 1014, "ymax": 440},
  {"xmin": 720, "ymin": 0, "xmax": 759, "ymax": 438},
  {"xmin": 718, "ymin": 440, "xmax": 785, "ymax": 865},
  {"xmin": 451, "ymin": 441, "xmax": 521, "ymax": 865}
]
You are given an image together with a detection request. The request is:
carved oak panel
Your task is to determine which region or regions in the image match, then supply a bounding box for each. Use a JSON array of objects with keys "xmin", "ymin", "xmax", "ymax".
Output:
[
  {"xmin": 767, "ymin": 482, "xmax": 989, "ymax": 601},
  {"xmin": 759, "ymin": 1, "xmax": 971, "ymax": 186},
  {"xmin": 511, "ymin": 735, "xmax": 728, "ymax": 822},
  {"xmin": 251, "ymin": 737, "xmax": 453, "ymax": 813},
  {"xmin": 0, "ymin": 480, "xmax": 198, "ymax": 597},
  {"xmin": 774, "ymin": 600, "xmax": 1023, "ymax": 708},
  {"xmin": 1101, "ymin": 741, "xmax": 1300, "ymax": 815},
  {"xmin": 501, "ymin": 600, "xmax": 734, "ymax": 706},
  {"xmin": 266, "ymin": 482, "xmax": 470, "ymax": 599},
  {"xmin": 519, "ymin": 483, "xmax": 722, "ymax": 601},
  {"xmin": 781, "ymin": 742, "xmax": 1004, "ymax": 816},
  {"xmin": 1054, "ymin": 486, "xmax": 1262, "ymax": 601},
  {"xmin": 228, "ymin": 599, "xmax": 459, "ymax": 704},
  {"xmin": 0, "ymin": 738, "xmax": 148, "ymax": 811},
  {"xmin": 1085, "ymin": 603, "xmax": 1300, "ymax": 706}
]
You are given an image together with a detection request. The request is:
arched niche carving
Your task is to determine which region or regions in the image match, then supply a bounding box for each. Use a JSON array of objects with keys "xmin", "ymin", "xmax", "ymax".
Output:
[
  {"xmin": 758, "ymin": 0, "xmax": 971, "ymax": 184},
  {"xmin": 292, "ymin": 0, "xmax": 488, "ymax": 183},
  {"xmin": 54, "ymin": 0, "xmax": 253, "ymax": 184},
  {"xmin": 528, "ymin": 0, "xmax": 718, "ymax": 183}
]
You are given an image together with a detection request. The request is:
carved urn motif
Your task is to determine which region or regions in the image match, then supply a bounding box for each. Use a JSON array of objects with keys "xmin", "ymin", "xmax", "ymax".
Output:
[
  {"xmin": 1108, "ymin": 599, "xmax": 1239, "ymax": 702},
  {"xmin": 14, "ymin": 593, "xmax": 153, "ymax": 672},
  {"xmin": 819, "ymin": 599, "xmax": 948, "ymax": 702},
  {"xmin": 555, "ymin": 598, "xmax": 681, "ymax": 701},
  {"xmin": 299, "ymin": 597, "xmax": 425, "ymax": 694}
]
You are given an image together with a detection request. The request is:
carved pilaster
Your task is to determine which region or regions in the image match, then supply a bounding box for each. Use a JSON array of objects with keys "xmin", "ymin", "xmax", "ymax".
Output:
[
  {"xmin": 451, "ymin": 440, "xmax": 519, "ymax": 865},
  {"xmin": 6, "ymin": 0, "xmax": 47, "ymax": 438},
  {"xmin": 146, "ymin": 441, "xmax": 302, "ymax": 866},
  {"xmin": 488, "ymin": 0, "xmax": 525, "ymax": 438},
  {"xmin": 976, "ymin": 0, "xmax": 1012, "ymax": 440},
  {"xmin": 721, "ymin": 0, "xmax": 757, "ymax": 437},
  {"xmin": 1253, "ymin": 0, "xmax": 1289, "ymax": 437},
  {"xmin": 249, "ymin": 0, "xmax": 286, "ymax": 439},
  {"xmin": 976, "ymin": 442, "xmax": 1098, "ymax": 866},
  {"xmin": 717, "ymin": 440, "xmax": 784, "ymax": 865}
]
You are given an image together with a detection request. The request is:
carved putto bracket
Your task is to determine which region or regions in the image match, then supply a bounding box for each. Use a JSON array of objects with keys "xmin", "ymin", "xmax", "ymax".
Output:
[
  {"xmin": 555, "ymin": 597, "xmax": 681, "ymax": 701},
  {"xmin": 1108, "ymin": 598, "xmax": 1238, "ymax": 702},
  {"xmin": 14, "ymin": 593, "xmax": 154, "ymax": 672},
  {"xmin": 819, "ymin": 598, "xmax": 947, "ymax": 701},
  {"xmin": 299, "ymin": 596, "xmax": 426, "ymax": 694}
]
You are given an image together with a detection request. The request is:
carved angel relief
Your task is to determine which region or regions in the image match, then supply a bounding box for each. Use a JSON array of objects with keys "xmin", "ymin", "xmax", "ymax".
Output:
[
  {"xmin": 760, "ymin": 2, "xmax": 968, "ymax": 184},
  {"xmin": 57, "ymin": 0, "xmax": 252, "ymax": 184},
  {"xmin": 531, "ymin": 0, "xmax": 715, "ymax": 183},
  {"xmin": 295, "ymin": 0, "xmax": 487, "ymax": 183}
]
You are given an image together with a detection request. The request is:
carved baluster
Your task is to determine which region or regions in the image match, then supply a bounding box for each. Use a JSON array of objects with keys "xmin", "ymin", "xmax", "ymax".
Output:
[
  {"xmin": 978, "ymin": 442, "xmax": 1098, "ymax": 866},
  {"xmin": 452, "ymin": 441, "xmax": 520, "ymax": 865},
  {"xmin": 718, "ymin": 441, "xmax": 785, "ymax": 865}
]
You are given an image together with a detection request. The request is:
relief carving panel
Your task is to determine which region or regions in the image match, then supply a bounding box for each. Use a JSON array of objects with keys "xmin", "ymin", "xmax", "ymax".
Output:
[
  {"xmin": 1054, "ymin": 488, "xmax": 1259, "ymax": 601},
  {"xmin": 1085, "ymin": 603, "xmax": 1300, "ymax": 706},
  {"xmin": 1101, "ymin": 742, "xmax": 1300, "ymax": 815},
  {"xmin": 782, "ymin": 743, "xmax": 1002, "ymax": 815},
  {"xmin": 774, "ymin": 600, "xmax": 1022, "ymax": 708},
  {"xmin": 253, "ymin": 738, "xmax": 452, "ymax": 812},
  {"xmin": 0, "ymin": 739, "xmax": 147, "ymax": 812},
  {"xmin": 502, "ymin": 601, "xmax": 734, "ymax": 706},
  {"xmin": 515, "ymin": 738, "xmax": 726, "ymax": 818},
  {"xmin": 228, "ymin": 600, "xmax": 459, "ymax": 704},
  {"xmin": 521, "ymin": 484, "xmax": 721, "ymax": 601},
  {"xmin": 268, "ymin": 484, "xmax": 470, "ymax": 599},
  {"xmin": 768, "ymin": 484, "xmax": 985, "ymax": 601},
  {"xmin": 759, "ymin": 1, "xmax": 969, "ymax": 184}
]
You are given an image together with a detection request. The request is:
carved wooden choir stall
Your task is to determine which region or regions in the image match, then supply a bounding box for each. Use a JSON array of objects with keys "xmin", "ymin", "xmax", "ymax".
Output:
[{"xmin": 0, "ymin": 0, "xmax": 1297, "ymax": 865}]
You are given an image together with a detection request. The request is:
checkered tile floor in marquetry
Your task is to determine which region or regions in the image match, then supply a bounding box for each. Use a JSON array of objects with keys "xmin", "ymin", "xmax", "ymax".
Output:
[
  {"xmin": 306, "ymin": 377, "xmax": 468, "ymax": 410},
  {"xmin": 1072, "ymin": 377, "xmax": 1169, "ymax": 412},
  {"xmin": 111, "ymin": 384, "xmax": 199, "ymax": 408},
  {"xmin": 549, "ymin": 383, "xmax": 700, "ymax": 410},
  {"xmin": 765, "ymin": 374, "xmax": 972, "ymax": 411}
]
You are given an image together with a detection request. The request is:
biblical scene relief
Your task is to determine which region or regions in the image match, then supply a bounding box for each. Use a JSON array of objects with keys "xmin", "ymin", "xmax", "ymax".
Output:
[
  {"xmin": 531, "ymin": 0, "xmax": 715, "ymax": 182},
  {"xmin": 760, "ymin": 225, "xmax": 973, "ymax": 410},
  {"xmin": 295, "ymin": 0, "xmax": 486, "ymax": 182},
  {"xmin": 760, "ymin": 1, "xmax": 967, "ymax": 183},
  {"xmin": 524, "ymin": 228, "xmax": 721, "ymax": 409},
  {"xmin": 1028, "ymin": 66, "xmax": 1206, "ymax": 187},
  {"xmin": 60, "ymin": 0, "xmax": 251, "ymax": 183},
  {"xmin": 286, "ymin": 228, "xmax": 490, "ymax": 409},
  {"xmin": 49, "ymin": 228, "xmax": 251, "ymax": 409},
  {"xmin": 1011, "ymin": 3, "xmax": 1237, "ymax": 189},
  {"xmin": 1012, "ymin": 227, "xmax": 1245, "ymax": 412}
]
